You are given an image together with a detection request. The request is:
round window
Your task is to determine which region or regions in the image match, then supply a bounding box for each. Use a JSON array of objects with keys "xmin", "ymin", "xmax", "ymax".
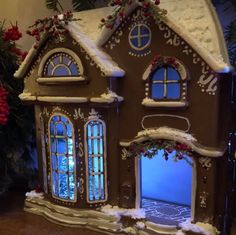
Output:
[{"xmin": 129, "ymin": 24, "xmax": 151, "ymax": 51}]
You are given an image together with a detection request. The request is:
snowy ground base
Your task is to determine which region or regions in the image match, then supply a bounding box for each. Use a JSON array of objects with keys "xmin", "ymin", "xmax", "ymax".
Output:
[{"xmin": 24, "ymin": 196, "xmax": 219, "ymax": 235}]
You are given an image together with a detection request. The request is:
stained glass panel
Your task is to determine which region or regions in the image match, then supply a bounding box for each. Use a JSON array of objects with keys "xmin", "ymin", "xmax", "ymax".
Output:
[
  {"xmin": 86, "ymin": 120, "xmax": 106, "ymax": 202},
  {"xmin": 44, "ymin": 53, "xmax": 80, "ymax": 77},
  {"xmin": 49, "ymin": 115, "xmax": 76, "ymax": 202}
]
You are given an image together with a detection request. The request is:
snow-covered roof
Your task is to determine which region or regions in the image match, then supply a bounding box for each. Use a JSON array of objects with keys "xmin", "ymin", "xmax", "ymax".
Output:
[
  {"xmin": 14, "ymin": 7, "xmax": 125, "ymax": 79},
  {"xmin": 96, "ymin": 0, "xmax": 232, "ymax": 73},
  {"xmin": 15, "ymin": 0, "xmax": 231, "ymax": 79},
  {"xmin": 120, "ymin": 127, "xmax": 225, "ymax": 157}
]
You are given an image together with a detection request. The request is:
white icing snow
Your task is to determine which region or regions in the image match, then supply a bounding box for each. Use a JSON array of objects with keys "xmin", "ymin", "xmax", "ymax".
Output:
[
  {"xmin": 137, "ymin": 127, "xmax": 197, "ymax": 142},
  {"xmin": 179, "ymin": 220, "xmax": 219, "ymax": 235},
  {"xmin": 19, "ymin": 92, "xmax": 37, "ymax": 101},
  {"xmin": 90, "ymin": 89, "xmax": 124, "ymax": 103},
  {"xmin": 101, "ymin": 204, "xmax": 146, "ymax": 220},
  {"xmin": 123, "ymin": 227, "xmax": 137, "ymax": 234},
  {"xmin": 142, "ymin": 97, "xmax": 187, "ymax": 108},
  {"xmin": 136, "ymin": 221, "xmax": 146, "ymax": 229},
  {"xmin": 25, "ymin": 190, "xmax": 44, "ymax": 199},
  {"xmin": 120, "ymin": 126, "xmax": 225, "ymax": 158},
  {"xmin": 67, "ymin": 22, "xmax": 125, "ymax": 77}
]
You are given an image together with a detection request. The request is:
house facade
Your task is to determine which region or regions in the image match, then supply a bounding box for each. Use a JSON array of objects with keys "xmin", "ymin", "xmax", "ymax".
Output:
[{"xmin": 15, "ymin": 0, "xmax": 232, "ymax": 234}]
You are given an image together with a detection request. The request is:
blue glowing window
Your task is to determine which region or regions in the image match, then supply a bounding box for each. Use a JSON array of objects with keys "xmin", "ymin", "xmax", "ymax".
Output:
[
  {"xmin": 44, "ymin": 53, "xmax": 79, "ymax": 77},
  {"xmin": 49, "ymin": 115, "xmax": 76, "ymax": 201},
  {"xmin": 151, "ymin": 66, "xmax": 181, "ymax": 100},
  {"xmin": 86, "ymin": 120, "xmax": 106, "ymax": 202},
  {"xmin": 129, "ymin": 24, "xmax": 151, "ymax": 51}
]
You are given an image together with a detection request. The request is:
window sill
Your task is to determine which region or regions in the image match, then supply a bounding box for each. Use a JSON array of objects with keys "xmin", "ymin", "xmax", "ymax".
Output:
[
  {"xmin": 37, "ymin": 76, "xmax": 86, "ymax": 84},
  {"xmin": 142, "ymin": 98, "xmax": 188, "ymax": 108}
]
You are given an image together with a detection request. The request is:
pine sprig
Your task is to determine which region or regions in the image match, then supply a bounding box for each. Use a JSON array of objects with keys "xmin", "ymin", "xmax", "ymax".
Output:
[
  {"xmin": 100, "ymin": 0, "xmax": 166, "ymax": 29},
  {"xmin": 127, "ymin": 139, "xmax": 193, "ymax": 166}
]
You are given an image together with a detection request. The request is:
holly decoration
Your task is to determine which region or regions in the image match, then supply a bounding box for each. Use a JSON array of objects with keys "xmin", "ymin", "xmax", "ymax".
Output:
[
  {"xmin": 151, "ymin": 54, "xmax": 179, "ymax": 71},
  {"xmin": 0, "ymin": 87, "xmax": 9, "ymax": 125},
  {"xmin": 26, "ymin": 11, "xmax": 78, "ymax": 49},
  {"xmin": 128, "ymin": 139, "xmax": 193, "ymax": 166},
  {"xmin": 100, "ymin": 0, "xmax": 167, "ymax": 29}
]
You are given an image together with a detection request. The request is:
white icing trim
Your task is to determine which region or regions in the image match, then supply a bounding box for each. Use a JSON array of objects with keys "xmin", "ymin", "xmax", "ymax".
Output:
[
  {"xmin": 142, "ymin": 98, "xmax": 188, "ymax": 108},
  {"xmin": 19, "ymin": 92, "xmax": 37, "ymax": 101},
  {"xmin": 179, "ymin": 220, "xmax": 219, "ymax": 235},
  {"xmin": 25, "ymin": 197, "xmax": 122, "ymax": 232},
  {"xmin": 37, "ymin": 76, "xmax": 86, "ymax": 83},
  {"xmin": 145, "ymin": 221, "xmax": 178, "ymax": 234},
  {"xmin": 37, "ymin": 96, "xmax": 88, "ymax": 103},
  {"xmin": 90, "ymin": 90, "xmax": 124, "ymax": 103},
  {"xmin": 14, "ymin": 43, "xmax": 38, "ymax": 79},
  {"xmin": 38, "ymin": 48, "xmax": 84, "ymax": 77},
  {"xmin": 67, "ymin": 22, "xmax": 125, "ymax": 77},
  {"xmin": 120, "ymin": 127, "xmax": 225, "ymax": 158}
]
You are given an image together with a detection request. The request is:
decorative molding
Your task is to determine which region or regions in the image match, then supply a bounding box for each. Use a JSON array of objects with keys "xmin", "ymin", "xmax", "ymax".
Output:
[
  {"xmin": 141, "ymin": 114, "xmax": 191, "ymax": 132},
  {"xmin": 73, "ymin": 108, "xmax": 87, "ymax": 122},
  {"xmin": 121, "ymin": 148, "xmax": 132, "ymax": 160},
  {"xmin": 199, "ymin": 191, "xmax": 208, "ymax": 209},
  {"xmin": 197, "ymin": 74, "xmax": 218, "ymax": 95},
  {"xmin": 199, "ymin": 157, "xmax": 212, "ymax": 170}
]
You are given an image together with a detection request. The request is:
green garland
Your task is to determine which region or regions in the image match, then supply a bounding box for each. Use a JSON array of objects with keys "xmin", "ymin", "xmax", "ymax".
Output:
[{"xmin": 128, "ymin": 139, "xmax": 193, "ymax": 166}]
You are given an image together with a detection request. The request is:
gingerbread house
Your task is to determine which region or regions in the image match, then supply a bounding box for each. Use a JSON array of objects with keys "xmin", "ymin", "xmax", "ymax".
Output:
[{"xmin": 15, "ymin": 0, "xmax": 233, "ymax": 234}]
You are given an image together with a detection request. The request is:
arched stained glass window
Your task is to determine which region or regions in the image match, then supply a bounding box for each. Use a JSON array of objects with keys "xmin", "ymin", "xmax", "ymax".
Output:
[
  {"xmin": 151, "ymin": 66, "xmax": 181, "ymax": 100},
  {"xmin": 85, "ymin": 119, "xmax": 107, "ymax": 202},
  {"xmin": 49, "ymin": 115, "xmax": 76, "ymax": 202},
  {"xmin": 43, "ymin": 52, "xmax": 79, "ymax": 77}
]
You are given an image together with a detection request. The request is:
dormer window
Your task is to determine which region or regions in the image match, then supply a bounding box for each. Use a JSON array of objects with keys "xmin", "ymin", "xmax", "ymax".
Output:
[
  {"xmin": 37, "ymin": 48, "xmax": 85, "ymax": 84},
  {"xmin": 142, "ymin": 56, "xmax": 189, "ymax": 108},
  {"xmin": 43, "ymin": 53, "xmax": 79, "ymax": 77}
]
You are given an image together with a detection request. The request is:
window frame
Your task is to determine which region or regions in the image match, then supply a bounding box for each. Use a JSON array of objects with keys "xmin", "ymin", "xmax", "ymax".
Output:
[
  {"xmin": 48, "ymin": 113, "xmax": 77, "ymax": 203},
  {"xmin": 129, "ymin": 23, "xmax": 152, "ymax": 51},
  {"xmin": 38, "ymin": 48, "xmax": 85, "ymax": 84},
  {"xmin": 142, "ymin": 56, "xmax": 189, "ymax": 108},
  {"xmin": 84, "ymin": 117, "xmax": 108, "ymax": 204}
]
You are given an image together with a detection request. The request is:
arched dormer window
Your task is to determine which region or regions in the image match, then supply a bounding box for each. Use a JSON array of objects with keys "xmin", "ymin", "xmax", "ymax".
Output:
[
  {"xmin": 49, "ymin": 114, "xmax": 77, "ymax": 202},
  {"xmin": 84, "ymin": 110, "xmax": 107, "ymax": 203},
  {"xmin": 44, "ymin": 52, "xmax": 79, "ymax": 77},
  {"xmin": 37, "ymin": 48, "xmax": 85, "ymax": 83},
  {"xmin": 142, "ymin": 56, "xmax": 189, "ymax": 108}
]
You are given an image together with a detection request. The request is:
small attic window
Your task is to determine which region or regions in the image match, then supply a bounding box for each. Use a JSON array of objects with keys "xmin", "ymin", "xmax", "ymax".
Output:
[
  {"xmin": 129, "ymin": 24, "xmax": 151, "ymax": 51},
  {"xmin": 43, "ymin": 53, "xmax": 79, "ymax": 77},
  {"xmin": 37, "ymin": 48, "xmax": 85, "ymax": 84},
  {"xmin": 142, "ymin": 56, "xmax": 189, "ymax": 108}
]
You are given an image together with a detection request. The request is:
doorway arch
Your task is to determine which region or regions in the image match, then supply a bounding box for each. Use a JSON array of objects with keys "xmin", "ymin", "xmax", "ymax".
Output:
[{"xmin": 134, "ymin": 142, "xmax": 197, "ymax": 225}]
